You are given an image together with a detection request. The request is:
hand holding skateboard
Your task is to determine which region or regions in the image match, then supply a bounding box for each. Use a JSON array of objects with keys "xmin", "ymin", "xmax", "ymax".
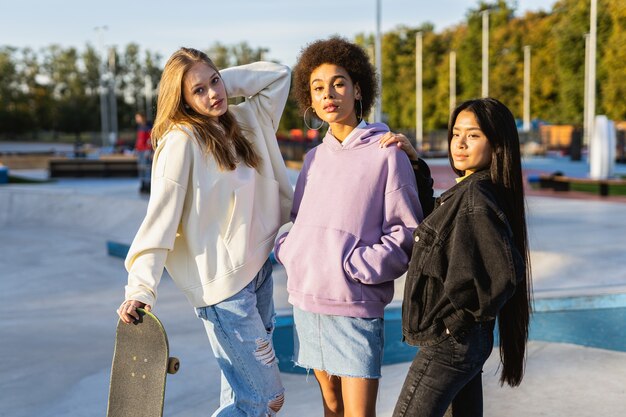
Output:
[{"xmin": 117, "ymin": 300, "xmax": 152, "ymax": 323}]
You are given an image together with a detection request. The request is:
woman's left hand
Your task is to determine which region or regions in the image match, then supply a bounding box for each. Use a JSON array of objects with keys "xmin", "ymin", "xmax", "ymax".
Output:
[{"xmin": 379, "ymin": 132, "xmax": 419, "ymax": 161}]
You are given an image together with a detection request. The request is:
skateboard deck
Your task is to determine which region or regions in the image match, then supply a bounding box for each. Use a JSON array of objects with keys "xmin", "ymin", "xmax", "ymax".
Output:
[{"xmin": 106, "ymin": 308, "xmax": 179, "ymax": 417}]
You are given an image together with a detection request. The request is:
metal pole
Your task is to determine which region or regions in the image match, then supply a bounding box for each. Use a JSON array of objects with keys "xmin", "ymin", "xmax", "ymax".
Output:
[
  {"xmin": 449, "ymin": 50, "xmax": 456, "ymax": 114},
  {"xmin": 95, "ymin": 26, "xmax": 109, "ymax": 149},
  {"xmin": 375, "ymin": 0, "xmax": 382, "ymax": 123},
  {"xmin": 108, "ymin": 47, "xmax": 118, "ymax": 147},
  {"xmin": 99, "ymin": 72, "xmax": 110, "ymax": 149},
  {"xmin": 416, "ymin": 32, "xmax": 423, "ymax": 149},
  {"xmin": 588, "ymin": 0, "xmax": 597, "ymax": 146},
  {"xmin": 583, "ymin": 34, "xmax": 590, "ymax": 146},
  {"xmin": 481, "ymin": 10, "xmax": 489, "ymax": 98},
  {"xmin": 523, "ymin": 45, "xmax": 531, "ymax": 132},
  {"xmin": 144, "ymin": 75, "xmax": 153, "ymax": 120}
]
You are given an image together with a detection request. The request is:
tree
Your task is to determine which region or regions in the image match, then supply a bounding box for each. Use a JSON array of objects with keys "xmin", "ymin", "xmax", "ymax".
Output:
[
  {"xmin": 206, "ymin": 42, "xmax": 231, "ymax": 69},
  {"xmin": 520, "ymin": 10, "xmax": 560, "ymax": 123},
  {"xmin": 121, "ymin": 43, "xmax": 144, "ymax": 116},
  {"xmin": 143, "ymin": 51, "xmax": 162, "ymax": 121},
  {"xmin": 79, "ymin": 44, "xmax": 103, "ymax": 133},
  {"xmin": 2, "ymin": 0, "xmax": 623, "ymax": 140},
  {"xmin": 231, "ymin": 41, "xmax": 266, "ymax": 65},
  {"xmin": 0, "ymin": 47, "xmax": 31, "ymax": 135},
  {"xmin": 41, "ymin": 45, "xmax": 98, "ymax": 137},
  {"xmin": 599, "ymin": 0, "xmax": 626, "ymax": 120},
  {"xmin": 552, "ymin": 0, "xmax": 590, "ymax": 124}
]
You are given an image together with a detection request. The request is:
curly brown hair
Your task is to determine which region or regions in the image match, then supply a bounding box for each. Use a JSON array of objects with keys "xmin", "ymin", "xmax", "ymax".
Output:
[{"xmin": 293, "ymin": 36, "xmax": 378, "ymax": 120}]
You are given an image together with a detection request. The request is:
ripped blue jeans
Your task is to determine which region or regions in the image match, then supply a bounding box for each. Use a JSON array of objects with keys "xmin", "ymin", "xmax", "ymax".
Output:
[{"xmin": 196, "ymin": 259, "xmax": 284, "ymax": 416}]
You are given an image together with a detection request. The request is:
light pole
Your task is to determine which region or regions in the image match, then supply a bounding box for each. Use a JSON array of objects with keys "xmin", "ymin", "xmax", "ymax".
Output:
[
  {"xmin": 586, "ymin": 0, "xmax": 597, "ymax": 147},
  {"xmin": 449, "ymin": 50, "xmax": 456, "ymax": 114},
  {"xmin": 107, "ymin": 47, "xmax": 118, "ymax": 147},
  {"xmin": 144, "ymin": 75, "xmax": 153, "ymax": 119},
  {"xmin": 523, "ymin": 45, "xmax": 531, "ymax": 132},
  {"xmin": 94, "ymin": 26, "xmax": 109, "ymax": 149},
  {"xmin": 374, "ymin": 0, "xmax": 382, "ymax": 123},
  {"xmin": 415, "ymin": 32, "xmax": 423, "ymax": 150},
  {"xmin": 481, "ymin": 10, "xmax": 489, "ymax": 98},
  {"xmin": 583, "ymin": 33, "xmax": 590, "ymax": 145}
]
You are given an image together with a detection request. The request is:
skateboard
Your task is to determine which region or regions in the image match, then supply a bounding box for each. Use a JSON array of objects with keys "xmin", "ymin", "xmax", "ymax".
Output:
[{"xmin": 106, "ymin": 308, "xmax": 180, "ymax": 417}]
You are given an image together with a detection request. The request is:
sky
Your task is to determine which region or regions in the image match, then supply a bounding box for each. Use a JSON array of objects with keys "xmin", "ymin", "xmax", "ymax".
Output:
[{"xmin": 1, "ymin": 0, "xmax": 555, "ymax": 66}]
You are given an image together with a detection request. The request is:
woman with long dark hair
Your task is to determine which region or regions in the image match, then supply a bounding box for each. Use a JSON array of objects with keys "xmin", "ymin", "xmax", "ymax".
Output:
[{"xmin": 393, "ymin": 97, "xmax": 532, "ymax": 417}]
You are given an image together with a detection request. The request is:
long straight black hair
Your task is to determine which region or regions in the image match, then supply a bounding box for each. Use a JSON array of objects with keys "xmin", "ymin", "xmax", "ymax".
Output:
[{"xmin": 448, "ymin": 97, "xmax": 532, "ymax": 387}]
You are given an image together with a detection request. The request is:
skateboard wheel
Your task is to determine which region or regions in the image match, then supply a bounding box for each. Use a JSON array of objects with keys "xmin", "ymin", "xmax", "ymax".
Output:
[{"xmin": 168, "ymin": 357, "xmax": 180, "ymax": 374}]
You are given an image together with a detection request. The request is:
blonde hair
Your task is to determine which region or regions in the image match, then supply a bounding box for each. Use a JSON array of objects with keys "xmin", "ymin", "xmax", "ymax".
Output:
[{"xmin": 151, "ymin": 47, "xmax": 260, "ymax": 171}]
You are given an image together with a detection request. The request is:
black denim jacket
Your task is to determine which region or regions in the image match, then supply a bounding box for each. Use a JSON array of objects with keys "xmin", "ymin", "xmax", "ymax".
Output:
[{"xmin": 402, "ymin": 169, "xmax": 525, "ymax": 346}]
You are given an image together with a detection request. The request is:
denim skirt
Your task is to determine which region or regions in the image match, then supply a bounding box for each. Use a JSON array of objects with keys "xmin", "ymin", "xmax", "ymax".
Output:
[{"xmin": 292, "ymin": 306, "xmax": 384, "ymax": 379}]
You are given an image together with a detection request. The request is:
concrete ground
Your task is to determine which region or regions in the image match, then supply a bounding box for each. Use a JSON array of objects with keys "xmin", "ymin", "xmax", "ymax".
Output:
[{"xmin": 1, "ymin": 157, "xmax": 625, "ymax": 417}]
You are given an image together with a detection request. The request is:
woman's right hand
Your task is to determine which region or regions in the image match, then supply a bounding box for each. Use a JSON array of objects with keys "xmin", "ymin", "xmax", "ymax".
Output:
[
  {"xmin": 379, "ymin": 132, "xmax": 419, "ymax": 161},
  {"xmin": 117, "ymin": 299, "xmax": 151, "ymax": 324}
]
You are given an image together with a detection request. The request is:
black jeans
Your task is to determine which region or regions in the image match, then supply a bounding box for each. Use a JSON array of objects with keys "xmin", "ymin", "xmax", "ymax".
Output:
[{"xmin": 393, "ymin": 321, "xmax": 495, "ymax": 417}]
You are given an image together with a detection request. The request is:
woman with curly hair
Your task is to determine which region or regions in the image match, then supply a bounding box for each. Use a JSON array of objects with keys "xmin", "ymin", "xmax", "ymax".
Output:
[{"xmin": 274, "ymin": 37, "xmax": 424, "ymax": 417}]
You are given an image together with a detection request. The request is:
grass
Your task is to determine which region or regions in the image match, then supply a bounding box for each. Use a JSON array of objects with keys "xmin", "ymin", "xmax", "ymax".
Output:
[
  {"xmin": 570, "ymin": 183, "xmax": 626, "ymax": 197},
  {"xmin": 7, "ymin": 175, "xmax": 55, "ymax": 184},
  {"xmin": 527, "ymin": 175, "xmax": 626, "ymax": 197}
]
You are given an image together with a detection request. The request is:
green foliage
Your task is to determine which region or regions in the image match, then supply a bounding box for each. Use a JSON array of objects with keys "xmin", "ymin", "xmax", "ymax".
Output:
[
  {"xmin": 0, "ymin": 42, "xmax": 164, "ymax": 140},
  {"xmin": 552, "ymin": 0, "xmax": 589, "ymax": 123},
  {"xmin": 571, "ymin": 182, "xmax": 626, "ymax": 196},
  {"xmin": 365, "ymin": 0, "xmax": 625, "ymax": 133},
  {"xmin": 0, "ymin": 40, "xmax": 289, "ymax": 140},
  {"xmin": 1, "ymin": 1, "xmax": 624, "ymax": 140},
  {"xmin": 205, "ymin": 41, "xmax": 270, "ymax": 68},
  {"xmin": 600, "ymin": 0, "xmax": 626, "ymax": 119}
]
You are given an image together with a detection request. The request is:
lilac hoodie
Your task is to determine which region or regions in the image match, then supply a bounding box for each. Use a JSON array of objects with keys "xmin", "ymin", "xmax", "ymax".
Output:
[{"xmin": 274, "ymin": 123, "xmax": 422, "ymax": 318}]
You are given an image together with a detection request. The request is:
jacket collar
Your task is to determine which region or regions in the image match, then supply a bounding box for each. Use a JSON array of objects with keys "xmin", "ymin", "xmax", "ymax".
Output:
[{"xmin": 438, "ymin": 169, "xmax": 491, "ymax": 204}]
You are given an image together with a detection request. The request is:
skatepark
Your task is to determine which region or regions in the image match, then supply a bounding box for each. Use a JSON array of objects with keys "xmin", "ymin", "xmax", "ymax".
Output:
[{"xmin": 1, "ymin": 154, "xmax": 625, "ymax": 417}]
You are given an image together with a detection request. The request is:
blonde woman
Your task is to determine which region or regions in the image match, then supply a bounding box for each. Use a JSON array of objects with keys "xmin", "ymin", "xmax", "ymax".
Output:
[{"xmin": 116, "ymin": 47, "xmax": 292, "ymax": 416}]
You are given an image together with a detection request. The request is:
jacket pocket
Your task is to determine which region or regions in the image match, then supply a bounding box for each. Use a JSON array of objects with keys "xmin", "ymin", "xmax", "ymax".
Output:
[
  {"xmin": 408, "ymin": 227, "xmax": 436, "ymax": 276},
  {"xmin": 402, "ymin": 227, "xmax": 440, "ymax": 333},
  {"xmin": 282, "ymin": 223, "xmax": 362, "ymax": 302},
  {"xmin": 223, "ymin": 176, "xmax": 280, "ymax": 266}
]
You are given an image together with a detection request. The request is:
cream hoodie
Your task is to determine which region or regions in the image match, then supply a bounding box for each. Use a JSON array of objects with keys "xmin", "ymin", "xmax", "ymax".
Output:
[{"xmin": 124, "ymin": 62, "xmax": 293, "ymax": 308}]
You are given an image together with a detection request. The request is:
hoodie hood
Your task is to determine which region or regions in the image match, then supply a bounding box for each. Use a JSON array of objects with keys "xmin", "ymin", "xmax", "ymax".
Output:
[{"xmin": 322, "ymin": 122, "xmax": 390, "ymax": 151}]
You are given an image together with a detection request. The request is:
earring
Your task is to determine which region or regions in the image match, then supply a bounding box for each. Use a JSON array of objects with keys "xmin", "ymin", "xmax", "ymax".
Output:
[
  {"xmin": 303, "ymin": 106, "xmax": 325, "ymax": 131},
  {"xmin": 356, "ymin": 99, "xmax": 363, "ymax": 122}
]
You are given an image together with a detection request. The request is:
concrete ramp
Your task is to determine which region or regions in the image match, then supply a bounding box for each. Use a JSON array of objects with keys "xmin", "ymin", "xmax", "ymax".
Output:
[
  {"xmin": 0, "ymin": 183, "xmax": 147, "ymax": 242},
  {"xmin": 1, "ymin": 178, "xmax": 626, "ymax": 417}
]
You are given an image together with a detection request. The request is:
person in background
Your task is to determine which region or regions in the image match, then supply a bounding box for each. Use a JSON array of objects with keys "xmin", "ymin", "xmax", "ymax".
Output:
[
  {"xmin": 393, "ymin": 97, "xmax": 532, "ymax": 417},
  {"xmin": 117, "ymin": 47, "xmax": 293, "ymax": 416},
  {"xmin": 274, "ymin": 37, "xmax": 423, "ymax": 417},
  {"xmin": 134, "ymin": 111, "xmax": 153, "ymax": 193}
]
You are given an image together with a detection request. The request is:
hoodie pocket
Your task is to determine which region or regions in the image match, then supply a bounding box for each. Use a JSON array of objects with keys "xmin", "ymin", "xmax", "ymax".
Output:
[
  {"xmin": 223, "ymin": 177, "xmax": 280, "ymax": 267},
  {"xmin": 282, "ymin": 223, "xmax": 362, "ymax": 302}
]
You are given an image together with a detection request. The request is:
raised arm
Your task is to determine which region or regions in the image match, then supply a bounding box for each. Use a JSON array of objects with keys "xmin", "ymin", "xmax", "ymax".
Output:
[{"xmin": 220, "ymin": 61, "xmax": 291, "ymax": 132}]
